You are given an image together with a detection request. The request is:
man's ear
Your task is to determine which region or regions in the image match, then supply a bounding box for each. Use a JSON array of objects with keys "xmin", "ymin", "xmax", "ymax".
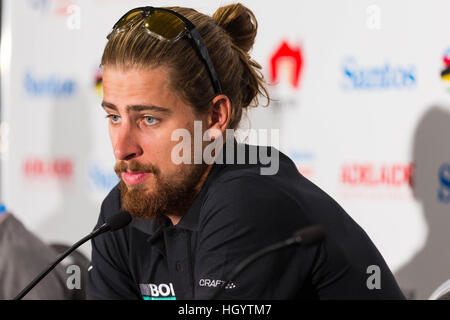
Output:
[{"xmin": 207, "ymin": 94, "xmax": 232, "ymax": 138}]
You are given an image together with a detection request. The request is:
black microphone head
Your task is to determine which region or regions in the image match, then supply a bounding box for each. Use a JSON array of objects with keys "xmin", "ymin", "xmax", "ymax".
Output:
[
  {"xmin": 106, "ymin": 211, "xmax": 132, "ymax": 231},
  {"xmin": 294, "ymin": 225, "xmax": 325, "ymax": 247}
]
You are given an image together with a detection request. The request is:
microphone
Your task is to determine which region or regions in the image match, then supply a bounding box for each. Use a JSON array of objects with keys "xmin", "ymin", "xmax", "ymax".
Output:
[
  {"xmin": 211, "ymin": 225, "xmax": 326, "ymax": 299},
  {"xmin": 14, "ymin": 210, "xmax": 132, "ymax": 300}
]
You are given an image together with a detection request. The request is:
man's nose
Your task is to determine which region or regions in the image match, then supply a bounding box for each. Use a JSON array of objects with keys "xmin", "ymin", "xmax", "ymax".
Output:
[{"xmin": 114, "ymin": 126, "xmax": 143, "ymax": 161}]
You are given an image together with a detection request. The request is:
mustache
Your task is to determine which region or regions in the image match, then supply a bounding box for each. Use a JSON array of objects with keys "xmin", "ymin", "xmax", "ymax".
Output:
[{"xmin": 114, "ymin": 160, "xmax": 160, "ymax": 175}]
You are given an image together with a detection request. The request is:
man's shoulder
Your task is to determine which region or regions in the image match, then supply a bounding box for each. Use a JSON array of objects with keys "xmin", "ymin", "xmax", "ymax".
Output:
[
  {"xmin": 208, "ymin": 169, "xmax": 294, "ymax": 206},
  {"xmin": 200, "ymin": 164, "xmax": 310, "ymax": 230},
  {"xmin": 199, "ymin": 145, "xmax": 355, "ymax": 233}
]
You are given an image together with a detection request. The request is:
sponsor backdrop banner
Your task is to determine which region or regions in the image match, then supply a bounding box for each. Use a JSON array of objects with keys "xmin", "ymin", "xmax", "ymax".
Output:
[{"xmin": 1, "ymin": 0, "xmax": 449, "ymax": 299}]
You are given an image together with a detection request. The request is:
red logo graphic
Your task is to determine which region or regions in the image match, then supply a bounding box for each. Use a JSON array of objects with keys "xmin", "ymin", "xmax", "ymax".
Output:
[
  {"xmin": 53, "ymin": 0, "xmax": 74, "ymax": 16},
  {"xmin": 269, "ymin": 41, "xmax": 303, "ymax": 88},
  {"xmin": 341, "ymin": 163, "xmax": 414, "ymax": 187},
  {"xmin": 23, "ymin": 158, "xmax": 74, "ymax": 180}
]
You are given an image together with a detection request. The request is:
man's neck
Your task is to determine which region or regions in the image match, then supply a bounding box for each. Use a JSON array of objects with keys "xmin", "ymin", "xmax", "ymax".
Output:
[{"xmin": 166, "ymin": 163, "xmax": 214, "ymax": 226}]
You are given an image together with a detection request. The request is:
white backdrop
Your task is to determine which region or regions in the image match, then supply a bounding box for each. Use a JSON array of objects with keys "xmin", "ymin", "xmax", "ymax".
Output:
[{"xmin": 1, "ymin": 0, "xmax": 449, "ymax": 299}]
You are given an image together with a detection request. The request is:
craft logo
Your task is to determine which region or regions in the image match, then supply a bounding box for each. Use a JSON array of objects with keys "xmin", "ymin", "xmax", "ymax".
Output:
[
  {"xmin": 438, "ymin": 163, "xmax": 450, "ymax": 203},
  {"xmin": 88, "ymin": 164, "xmax": 119, "ymax": 191},
  {"xmin": 341, "ymin": 163, "xmax": 413, "ymax": 186},
  {"xmin": 268, "ymin": 40, "xmax": 303, "ymax": 108},
  {"xmin": 440, "ymin": 48, "xmax": 450, "ymax": 92},
  {"xmin": 139, "ymin": 283, "xmax": 176, "ymax": 300},
  {"xmin": 23, "ymin": 157, "xmax": 74, "ymax": 180},
  {"xmin": 24, "ymin": 71, "xmax": 76, "ymax": 98},
  {"xmin": 94, "ymin": 68, "xmax": 103, "ymax": 97},
  {"xmin": 341, "ymin": 57, "xmax": 416, "ymax": 90},
  {"xmin": 198, "ymin": 278, "xmax": 236, "ymax": 289}
]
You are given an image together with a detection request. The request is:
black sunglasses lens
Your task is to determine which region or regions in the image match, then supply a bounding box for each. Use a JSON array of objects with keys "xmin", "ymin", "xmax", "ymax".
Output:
[{"xmin": 144, "ymin": 11, "xmax": 185, "ymax": 39}]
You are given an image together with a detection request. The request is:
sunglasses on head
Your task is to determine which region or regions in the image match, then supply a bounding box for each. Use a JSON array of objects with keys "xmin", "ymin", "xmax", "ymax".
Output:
[{"xmin": 107, "ymin": 6, "xmax": 223, "ymax": 95}]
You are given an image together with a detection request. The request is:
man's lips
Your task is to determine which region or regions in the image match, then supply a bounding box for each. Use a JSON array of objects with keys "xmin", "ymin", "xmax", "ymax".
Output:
[{"xmin": 121, "ymin": 172, "xmax": 152, "ymax": 185}]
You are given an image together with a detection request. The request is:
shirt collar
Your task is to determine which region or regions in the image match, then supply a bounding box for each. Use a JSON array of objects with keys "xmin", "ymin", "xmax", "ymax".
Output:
[{"xmin": 169, "ymin": 137, "xmax": 237, "ymax": 231}]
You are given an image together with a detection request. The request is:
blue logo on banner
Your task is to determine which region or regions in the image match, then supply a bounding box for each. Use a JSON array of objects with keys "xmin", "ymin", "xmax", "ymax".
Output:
[
  {"xmin": 438, "ymin": 163, "xmax": 450, "ymax": 203},
  {"xmin": 89, "ymin": 164, "xmax": 119, "ymax": 191},
  {"xmin": 341, "ymin": 57, "xmax": 416, "ymax": 90},
  {"xmin": 288, "ymin": 151, "xmax": 315, "ymax": 162},
  {"xmin": 24, "ymin": 72, "xmax": 77, "ymax": 97},
  {"xmin": 27, "ymin": 0, "xmax": 50, "ymax": 11}
]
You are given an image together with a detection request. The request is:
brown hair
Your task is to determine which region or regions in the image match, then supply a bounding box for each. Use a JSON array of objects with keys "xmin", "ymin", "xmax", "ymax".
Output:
[{"xmin": 101, "ymin": 3, "xmax": 269, "ymax": 129}]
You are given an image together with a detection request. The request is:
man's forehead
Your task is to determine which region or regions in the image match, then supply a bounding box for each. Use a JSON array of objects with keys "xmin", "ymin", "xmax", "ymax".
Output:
[
  {"xmin": 102, "ymin": 66, "xmax": 171, "ymax": 90},
  {"xmin": 102, "ymin": 66, "xmax": 181, "ymax": 111}
]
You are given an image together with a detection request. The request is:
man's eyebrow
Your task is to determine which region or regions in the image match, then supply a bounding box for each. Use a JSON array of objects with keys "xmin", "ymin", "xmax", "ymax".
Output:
[
  {"xmin": 101, "ymin": 101, "xmax": 172, "ymax": 114},
  {"xmin": 128, "ymin": 105, "xmax": 172, "ymax": 114},
  {"xmin": 101, "ymin": 101, "xmax": 118, "ymax": 111}
]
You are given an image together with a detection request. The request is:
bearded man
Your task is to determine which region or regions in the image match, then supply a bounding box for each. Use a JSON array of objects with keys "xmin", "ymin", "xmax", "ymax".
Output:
[{"xmin": 87, "ymin": 4, "xmax": 405, "ymax": 300}]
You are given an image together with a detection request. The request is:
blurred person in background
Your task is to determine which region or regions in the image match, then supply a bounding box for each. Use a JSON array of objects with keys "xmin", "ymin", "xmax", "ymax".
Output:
[{"xmin": 0, "ymin": 207, "xmax": 77, "ymax": 299}]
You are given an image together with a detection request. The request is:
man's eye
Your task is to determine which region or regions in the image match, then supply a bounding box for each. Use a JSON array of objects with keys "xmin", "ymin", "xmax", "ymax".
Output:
[
  {"xmin": 143, "ymin": 116, "xmax": 159, "ymax": 126},
  {"xmin": 105, "ymin": 114, "xmax": 121, "ymax": 124}
]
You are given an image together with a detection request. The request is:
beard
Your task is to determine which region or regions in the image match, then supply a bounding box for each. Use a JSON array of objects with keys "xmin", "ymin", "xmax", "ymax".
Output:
[{"xmin": 115, "ymin": 160, "xmax": 208, "ymax": 221}]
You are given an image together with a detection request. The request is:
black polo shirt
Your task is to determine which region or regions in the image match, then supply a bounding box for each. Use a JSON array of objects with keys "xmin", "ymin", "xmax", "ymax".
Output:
[{"xmin": 86, "ymin": 140, "xmax": 405, "ymax": 300}]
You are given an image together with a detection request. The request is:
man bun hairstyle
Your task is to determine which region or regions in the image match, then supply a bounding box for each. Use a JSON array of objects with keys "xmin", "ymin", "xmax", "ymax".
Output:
[
  {"xmin": 213, "ymin": 3, "xmax": 257, "ymax": 52},
  {"xmin": 102, "ymin": 3, "xmax": 269, "ymax": 129}
]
